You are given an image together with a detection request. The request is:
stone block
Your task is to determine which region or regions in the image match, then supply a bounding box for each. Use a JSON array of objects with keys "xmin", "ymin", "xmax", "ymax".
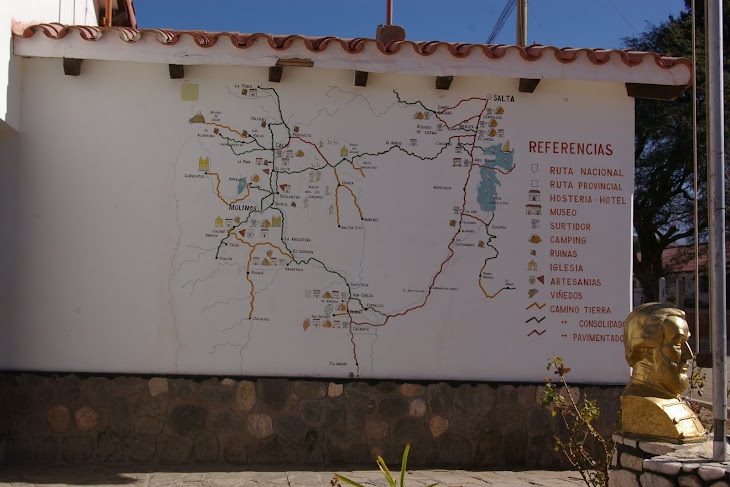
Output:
[
  {"xmin": 74, "ymin": 407, "xmax": 98, "ymax": 432},
  {"xmin": 125, "ymin": 435, "xmax": 156, "ymax": 462},
  {"xmin": 609, "ymin": 469, "xmax": 640, "ymax": 487},
  {"xmin": 474, "ymin": 385, "xmax": 497, "ymax": 413},
  {"xmin": 37, "ymin": 383, "xmax": 57, "ymax": 404},
  {"xmin": 517, "ymin": 385, "xmax": 536, "ymax": 407},
  {"xmin": 644, "ymin": 459, "xmax": 682, "ymax": 475},
  {"xmin": 148, "ymin": 378, "xmax": 168, "ymax": 397},
  {"xmin": 110, "ymin": 396, "xmax": 131, "ymax": 435},
  {"xmin": 348, "ymin": 402, "xmax": 366, "ymax": 438},
  {"xmin": 621, "ymin": 452, "xmax": 644, "ymax": 471},
  {"xmin": 323, "ymin": 400, "xmax": 347, "ymax": 437},
  {"xmin": 328, "ymin": 382, "xmax": 343, "ymax": 397},
  {"xmin": 526, "ymin": 431, "xmax": 559, "ymax": 469},
  {"xmin": 393, "ymin": 418, "xmax": 430, "ymax": 444},
  {"xmin": 639, "ymin": 472, "xmax": 674, "ymax": 487},
  {"xmin": 301, "ymin": 399, "xmax": 322, "ymax": 424},
  {"xmin": 132, "ymin": 399, "xmax": 166, "ymax": 436},
  {"xmin": 489, "ymin": 403, "xmax": 522, "ymax": 428},
  {"xmin": 57, "ymin": 375, "xmax": 83, "ymax": 406},
  {"xmin": 221, "ymin": 378, "xmax": 236, "ymax": 387},
  {"xmin": 210, "ymin": 408, "xmax": 244, "ymax": 431},
  {"xmin": 435, "ymin": 432, "xmax": 474, "ymax": 467},
  {"xmin": 277, "ymin": 416, "xmax": 306, "ymax": 443},
  {"xmin": 158, "ymin": 435, "xmax": 193, "ymax": 464},
  {"xmin": 61, "ymin": 435, "xmax": 94, "ymax": 464},
  {"xmin": 325, "ymin": 439, "xmax": 370, "ymax": 464},
  {"xmin": 46, "ymin": 404, "xmax": 70, "ymax": 433},
  {"xmin": 710, "ymin": 481, "xmax": 730, "ymax": 487},
  {"xmin": 427, "ymin": 383, "xmax": 453, "ymax": 413},
  {"xmin": 37, "ymin": 436, "xmax": 59, "ymax": 463},
  {"xmin": 698, "ymin": 466, "xmax": 727, "ymax": 481},
  {"xmin": 194, "ymin": 431, "xmax": 219, "ymax": 463},
  {"xmin": 501, "ymin": 427, "xmax": 527, "ymax": 467},
  {"xmin": 453, "ymin": 384, "xmax": 474, "ymax": 414},
  {"xmin": 678, "ymin": 476, "xmax": 703, "ymax": 487},
  {"xmin": 429, "ymin": 415, "xmax": 449, "ymax": 438},
  {"xmin": 451, "ymin": 415, "xmax": 486, "ymax": 439},
  {"xmin": 638, "ymin": 441, "xmax": 675, "ymax": 456},
  {"xmin": 96, "ymin": 432, "xmax": 124, "ymax": 463},
  {"xmin": 258, "ymin": 379, "xmax": 289, "ymax": 410},
  {"xmin": 111, "ymin": 376, "xmax": 144, "ymax": 395},
  {"xmin": 344, "ymin": 381, "xmax": 370, "ymax": 400},
  {"xmin": 169, "ymin": 404, "xmax": 207, "ymax": 436},
  {"xmin": 292, "ymin": 380, "xmax": 326, "ymax": 399},
  {"xmin": 83, "ymin": 377, "xmax": 111, "ymax": 406},
  {"xmin": 409, "ymin": 398, "xmax": 427, "ymax": 417},
  {"xmin": 475, "ymin": 431, "xmax": 503, "ymax": 467},
  {"xmin": 199, "ymin": 380, "xmax": 234, "ymax": 405},
  {"xmin": 249, "ymin": 435, "xmax": 298, "ymax": 465},
  {"xmin": 170, "ymin": 378, "xmax": 197, "ymax": 400},
  {"xmin": 497, "ymin": 384, "xmax": 517, "ymax": 403},
  {"xmin": 247, "ymin": 413, "xmax": 274, "ymax": 439},
  {"xmin": 303, "ymin": 429, "xmax": 325, "ymax": 464},
  {"xmin": 379, "ymin": 397, "xmax": 408, "ymax": 417},
  {"xmin": 400, "ymin": 383, "xmax": 426, "ymax": 397},
  {"xmin": 221, "ymin": 436, "xmax": 247, "ymax": 465},
  {"xmin": 376, "ymin": 381, "xmax": 398, "ymax": 394},
  {"xmin": 235, "ymin": 380, "xmax": 256, "ymax": 411},
  {"xmin": 527, "ymin": 408, "xmax": 551, "ymax": 433},
  {"xmin": 365, "ymin": 418, "xmax": 389, "ymax": 440},
  {"xmin": 4, "ymin": 437, "xmax": 35, "ymax": 464}
]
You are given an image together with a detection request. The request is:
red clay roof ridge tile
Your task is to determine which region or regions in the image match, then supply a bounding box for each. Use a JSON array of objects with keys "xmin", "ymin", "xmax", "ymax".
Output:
[{"xmin": 13, "ymin": 23, "xmax": 692, "ymax": 85}]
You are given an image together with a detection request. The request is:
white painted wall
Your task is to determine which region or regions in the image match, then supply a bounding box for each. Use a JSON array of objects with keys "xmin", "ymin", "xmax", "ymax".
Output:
[
  {"xmin": 0, "ymin": 0, "xmax": 98, "ymax": 130},
  {"xmin": 0, "ymin": 56, "xmax": 635, "ymax": 382}
]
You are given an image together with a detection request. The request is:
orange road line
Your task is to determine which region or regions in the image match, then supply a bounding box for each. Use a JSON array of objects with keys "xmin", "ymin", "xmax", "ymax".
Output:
[
  {"xmin": 349, "ymin": 161, "xmax": 366, "ymax": 178},
  {"xmin": 334, "ymin": 167, "xmax": 363, "ymax": 219},
  {"xmin": 340, "ymin": 185, "xmax": 364, "ymax": 218},
  {"xmin": 205, "ymin": 122, "xmax": 249, "ymax": 139},
  {"xmin": 233, "ymin": 233, "xmax": 294, "ymax": 318},
  {"xmin": 526, "ymin": 302, "xmax": 547, "ymax": 310},
  {"xmin": 207, "ymin": 172, "xmax": 251, "ymax": 206},
  {"xmin": 233, "ymin": 234, "xmax": 257, "ymax": 318},
  {"xmin": 478, "ymin": 260, "xmax": 508, "ymax": 299},
  {"xmin": 333, "ymin": 312, "xmax": 349, "ymax": 317}
]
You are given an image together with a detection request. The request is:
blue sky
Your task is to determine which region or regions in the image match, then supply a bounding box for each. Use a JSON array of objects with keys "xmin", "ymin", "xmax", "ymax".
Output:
[{"xmin": 134, "ymin": 0, "xmax": 687, "ymax": 50}]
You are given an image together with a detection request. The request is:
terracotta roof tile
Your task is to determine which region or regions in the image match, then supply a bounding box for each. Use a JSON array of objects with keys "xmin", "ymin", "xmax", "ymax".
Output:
[{"xmin": 13, "ymin": 23, "xmax": 692, "ymax": 85}]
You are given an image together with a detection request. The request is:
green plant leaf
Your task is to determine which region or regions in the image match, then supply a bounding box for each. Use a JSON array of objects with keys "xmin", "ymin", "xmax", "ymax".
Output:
[
  {"xmin": 425, "ymin": 483, "xmax": 439, "ymax": 487},
  {"xmin": 400, "ymin": 444, "xmax": 410, "ymax": 487},
  {"xmin": 377, "ymin": 456, "xmax": 397, "ymax": 487},
  {"xmin": 335, "ymin": 474, "xmax": 366, "ymax": 487}
]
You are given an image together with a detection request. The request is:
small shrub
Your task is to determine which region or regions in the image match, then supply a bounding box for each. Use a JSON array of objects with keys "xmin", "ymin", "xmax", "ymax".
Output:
[{"xmin": 541, "ymin": 356, "xmax": 613, "ymax": 487}]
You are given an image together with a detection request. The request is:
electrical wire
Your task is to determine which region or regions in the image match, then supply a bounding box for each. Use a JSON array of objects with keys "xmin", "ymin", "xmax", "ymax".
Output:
[
  {"xmin": 487, "ymin": 0, "xmax": 516, "ymax": 44},
  {"xmin": 606, "ymin": 0, "xmax": 658, "ymax": 51},
  {"xmin": 528, "ymin": 1, "xmax": 552, "ymax": 46}
]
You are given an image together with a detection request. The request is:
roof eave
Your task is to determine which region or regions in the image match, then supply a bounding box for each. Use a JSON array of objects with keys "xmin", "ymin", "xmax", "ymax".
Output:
[{"xmin": 12, "ymin": 26, "xmax": 693, "ymax": 91}]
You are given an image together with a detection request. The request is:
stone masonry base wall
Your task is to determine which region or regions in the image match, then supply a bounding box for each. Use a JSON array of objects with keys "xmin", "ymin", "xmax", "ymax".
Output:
[
  {"xmin": 0, "ymin": 373, "xmax": 622, "ymax": 467},
  {"xmin": 610, "ymin": 432, "xmax": 730, "ymax": 487}
]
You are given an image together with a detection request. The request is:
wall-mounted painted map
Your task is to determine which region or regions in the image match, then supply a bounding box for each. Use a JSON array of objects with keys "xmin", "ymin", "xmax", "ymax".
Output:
[{"xmin": 171, "ymin": 74, "xmax": 634, "ymax": 383}]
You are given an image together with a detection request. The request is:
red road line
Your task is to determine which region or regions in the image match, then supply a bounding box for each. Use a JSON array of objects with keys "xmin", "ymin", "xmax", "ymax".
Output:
[{"xmin": 349, "ymin": 97, "xmax": 491, "ymax": 328}]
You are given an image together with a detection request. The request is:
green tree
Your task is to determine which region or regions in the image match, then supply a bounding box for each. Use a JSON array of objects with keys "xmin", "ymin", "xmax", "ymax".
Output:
[{"xmin": 625, "ymin": 0, "xmax": 730, "ymax": 303}]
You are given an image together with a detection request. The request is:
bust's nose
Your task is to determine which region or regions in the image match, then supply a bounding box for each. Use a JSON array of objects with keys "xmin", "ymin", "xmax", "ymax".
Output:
[{"xmin": 681, "ymin": 340, "xmax": 694, "ymax": 361}]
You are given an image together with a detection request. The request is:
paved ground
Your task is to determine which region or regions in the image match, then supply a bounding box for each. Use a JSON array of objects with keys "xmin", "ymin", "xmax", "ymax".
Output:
[{"xmin": 0, "ymin": 465, "xmax": 586, "ymax": 487}]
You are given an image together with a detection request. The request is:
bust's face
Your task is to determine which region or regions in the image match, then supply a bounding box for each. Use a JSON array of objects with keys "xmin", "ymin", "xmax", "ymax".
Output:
[{"xmin": 649, "ymin": 316, "xmax": 693, "ymax": 396}]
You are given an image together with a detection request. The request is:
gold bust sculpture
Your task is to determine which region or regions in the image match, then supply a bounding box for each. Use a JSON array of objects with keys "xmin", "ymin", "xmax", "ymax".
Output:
[{"xmin": 621, "ymin": 303, "xmax": 706, "ymax": 443}]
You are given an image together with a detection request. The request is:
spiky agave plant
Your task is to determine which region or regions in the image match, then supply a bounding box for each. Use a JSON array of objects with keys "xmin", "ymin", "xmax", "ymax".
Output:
[{"xmin": 334, "ymin": 444, "xmax": 438, "ymax": 487}]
